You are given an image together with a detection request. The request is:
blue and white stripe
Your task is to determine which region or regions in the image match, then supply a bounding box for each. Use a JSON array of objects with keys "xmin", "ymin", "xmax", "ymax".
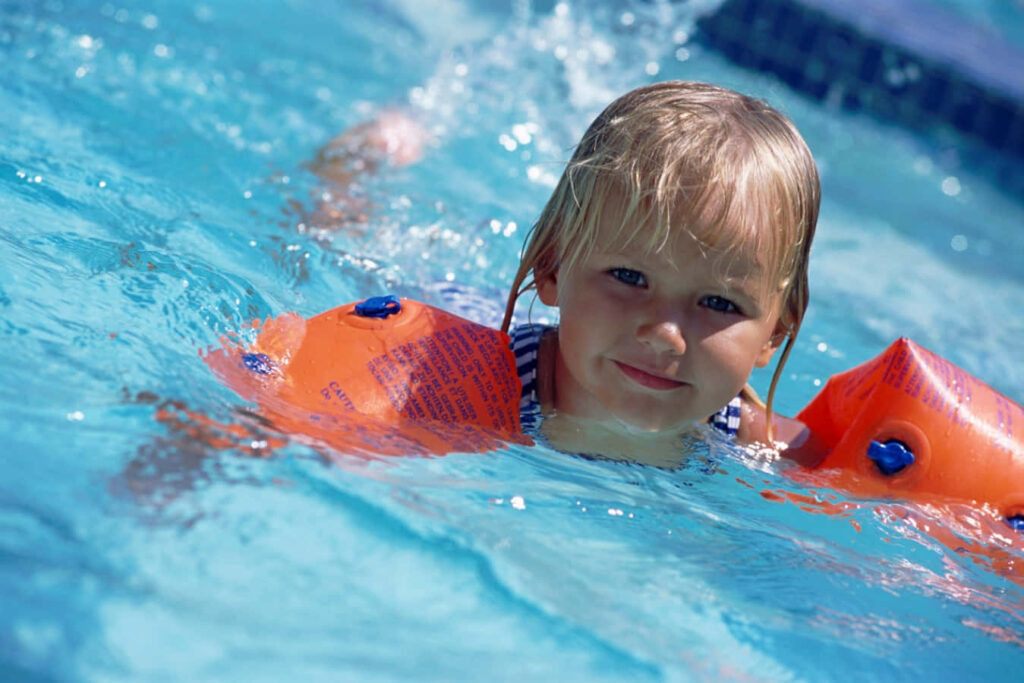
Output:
[
  {"xmin": 510, "ymin": 323, "xmax": 548, "ymax": 433},
  {"xmin": 708, "ymin": 396, "xmax": 741, "ymax": 437}
]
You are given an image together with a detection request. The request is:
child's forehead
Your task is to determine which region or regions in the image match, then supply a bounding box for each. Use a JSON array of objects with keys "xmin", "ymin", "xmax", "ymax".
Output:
[{"xmin": 592, "ymin": 192, "xmax": 771, "ymax": 274}]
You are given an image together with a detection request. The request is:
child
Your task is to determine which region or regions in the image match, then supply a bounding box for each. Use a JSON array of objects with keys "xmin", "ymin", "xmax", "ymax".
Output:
[
  {"xmin": 193, "ymin": 82, "xmax": 824, "ymax": 466},
  {"xmin": 501, "ymin": 81, "xmax": 825, "ymax": 466}
]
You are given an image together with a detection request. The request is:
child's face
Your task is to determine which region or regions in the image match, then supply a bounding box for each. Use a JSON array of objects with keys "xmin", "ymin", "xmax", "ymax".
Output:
[{"xmin": 537, "ymin": 194, "xmax": 784, "ymax": 433}]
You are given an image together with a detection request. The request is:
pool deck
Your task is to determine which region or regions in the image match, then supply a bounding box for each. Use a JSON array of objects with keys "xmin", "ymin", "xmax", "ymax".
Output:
[{"xmin": 696, "ymin": 0, "xmax": 1024, "ymax": 169}]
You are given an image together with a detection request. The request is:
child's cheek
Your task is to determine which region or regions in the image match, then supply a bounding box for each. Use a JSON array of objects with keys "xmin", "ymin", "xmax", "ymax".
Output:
[{"xmin": 588, "ymin": 273, "xmax": 631, "ymax": 304}]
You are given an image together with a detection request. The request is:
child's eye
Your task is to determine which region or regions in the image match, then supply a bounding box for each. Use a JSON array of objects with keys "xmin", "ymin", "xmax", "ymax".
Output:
[
  {"xmin": 609, "ymin": 268, "xmax": 647, "ymax": 287},
  {"xmin": 700, "ymin": 295, "xmax": 739, "ymax": 314}
]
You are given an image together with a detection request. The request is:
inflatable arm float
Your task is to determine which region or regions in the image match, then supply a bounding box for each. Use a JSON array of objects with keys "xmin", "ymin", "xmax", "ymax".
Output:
[
  {"xmin": 796, "ymin": 338, "xmax": 1024, "ymax": 526},
  {"xmin": 205, "ymin": 296, "xmax": 525, "ymax": 456},
  {"xmin": 206, "ymin": 296, "xmax": 1024, "ymax": 527}
]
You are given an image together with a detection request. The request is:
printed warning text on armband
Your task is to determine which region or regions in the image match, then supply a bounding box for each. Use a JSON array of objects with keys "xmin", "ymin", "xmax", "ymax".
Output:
[
  {"xmin": 946, "ymin": 366, "xmax": 974, "ymax": 427},
  {"xmin": 413, "ymin": 378, "xmax": 459, "ymax": 423},
  {"xmin": 878, "ymin": 348, "xmax": 987, "ymax": 428},
  {"xmin": 905, "ymin": 367, "xmax": 925, "ymax": 399},
  {"xmin": 920, "ymin": 380, "xmax": 946, "ymax": 415},
  {"xmin": 882, "ymin": 347, "xmax": 911, "ymax": 390},
  {"xmin": 319, "ymin": 381, "xmax": 356, "ymax": 411},
  {"xmin": 449, "ymin": 324, "xmax": 518, "ymax": 430},
  {"xmin": 915, "ymin": 354, "xmax": 972, "ymax": 427},
  {"xmin": 418, "ymin": 336, "xmax": 455, "ymax": 386},
  {"xmin": 840, "ymin": 353, "xmax": 886, "ymax": 400},
  {"xmin": 366, "ymin": 353, "xmax": 412, "ymax": 414},
  {"xmin": 445, "ymin": 326, "xmax": 473, "ymax": 366},
  {"xmin": 994, "ymin": 394, "xmax": 1018, "ymax": 444},
  {"xmin": 450, "ymin": 384, "xmax": 474, "ymax": 421},
  {"xmin": 361, "ymin": 322, "xmax": 518, "ymax": 431}
]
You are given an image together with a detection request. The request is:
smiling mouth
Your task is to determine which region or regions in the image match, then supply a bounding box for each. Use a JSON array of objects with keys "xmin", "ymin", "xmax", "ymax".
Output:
[{"xmin": 613, "ymin": 361, "xmax": 687, "ymax": 391}]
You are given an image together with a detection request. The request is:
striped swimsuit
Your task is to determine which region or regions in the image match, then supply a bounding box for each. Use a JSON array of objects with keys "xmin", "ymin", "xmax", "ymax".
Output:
[{"xmin": 509, "ymin": 323, "xmax": 741, "ymax": 437}]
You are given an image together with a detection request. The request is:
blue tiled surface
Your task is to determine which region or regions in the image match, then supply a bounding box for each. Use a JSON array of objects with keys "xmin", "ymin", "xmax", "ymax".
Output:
[
  {"xmin": 801, "ymin": 0, "xmax": 1024, "ymax": 101},
  {"xmin": 696, "ymin": 0, "xmax": 1024, "ymax": 167}
]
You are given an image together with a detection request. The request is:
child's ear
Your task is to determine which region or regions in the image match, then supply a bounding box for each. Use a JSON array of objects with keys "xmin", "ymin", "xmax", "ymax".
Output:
[
  {"xmin": 754, "ymin": 340, "xmax": 779, "ymax": 368},
  {"xmin": 536, "ymin": 269, "xmax": 559, "ymax": 306},
  {"xmin": 754, "ymin": 326, "xmax": 788, "ymax": 368}
]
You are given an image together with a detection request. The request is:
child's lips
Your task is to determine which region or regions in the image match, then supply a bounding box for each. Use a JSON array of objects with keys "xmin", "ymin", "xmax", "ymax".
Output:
[{"xmin": 613, "ymin": 360, "xmax": 687, "ymax": 391}]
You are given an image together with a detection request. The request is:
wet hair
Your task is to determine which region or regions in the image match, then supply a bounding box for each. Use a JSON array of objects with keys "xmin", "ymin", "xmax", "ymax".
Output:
[{"xmin": 501, "ymin": 81, "xmax": 820, "ymax": 436}]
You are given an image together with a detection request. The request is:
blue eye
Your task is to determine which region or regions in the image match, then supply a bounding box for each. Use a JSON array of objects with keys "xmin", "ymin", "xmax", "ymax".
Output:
[
  {"xmin": 701, "ymin": 295, "xmax": 739, "ymax": 313},
  {"xmin": 609, "ymin": 268, "xmax": 647, "ymax": 287}
]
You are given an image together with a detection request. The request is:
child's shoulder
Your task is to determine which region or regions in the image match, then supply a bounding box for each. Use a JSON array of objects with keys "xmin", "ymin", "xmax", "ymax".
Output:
[{"xmin": 737, "ymin": 396, "xmax": 825, "ymax": 467}]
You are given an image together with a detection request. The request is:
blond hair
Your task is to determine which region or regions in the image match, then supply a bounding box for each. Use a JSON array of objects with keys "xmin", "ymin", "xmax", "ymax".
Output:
[{"xmin": 502, "ymin": 81, "xmax": 820, "ymax": 434}]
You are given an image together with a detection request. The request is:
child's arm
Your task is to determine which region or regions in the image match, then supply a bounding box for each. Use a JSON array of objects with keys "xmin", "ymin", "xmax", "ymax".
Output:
[
  {"xmin": 307, "ymin": 110, "xmax": 428, "ymax": 185},
  {"xmin": 737, "ymin": 398, "xmax": 827, "ymax": 467}
]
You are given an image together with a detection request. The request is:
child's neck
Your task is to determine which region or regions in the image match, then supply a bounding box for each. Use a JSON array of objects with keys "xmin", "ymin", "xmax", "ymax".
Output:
[
  {"xmin": 535, "ymin": 330, "xmax": 700, "ymax": 466},
  {"xmin": 540, "ymin": 412, "xmax": 701, "ymax": 467}
]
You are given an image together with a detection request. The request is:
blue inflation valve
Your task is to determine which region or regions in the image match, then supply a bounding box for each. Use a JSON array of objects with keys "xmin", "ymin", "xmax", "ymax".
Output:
[
  {"xmin": 867, "ymin": 440, "xmax": 915, "ymax": 475},
  {"xmin": 1005, "ymin": 516, "xmax": 1024, "ymax": 532},
  {"xmin": 354, "ymin": 295, "xmax": 402, "ymax": 319},
  {"xmin": 242, "ymin": 352, "xmax": 277, "ymax": 375}
]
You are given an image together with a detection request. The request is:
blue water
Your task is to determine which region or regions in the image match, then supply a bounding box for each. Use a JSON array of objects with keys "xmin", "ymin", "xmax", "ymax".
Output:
[{"xmin": 3, "ymin": 0, "xmax": 1024, "ymax": 680}]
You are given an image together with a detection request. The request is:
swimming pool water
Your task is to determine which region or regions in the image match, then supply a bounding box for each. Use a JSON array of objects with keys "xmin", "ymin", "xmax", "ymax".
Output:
[{"xmin": 2, "ymin": 0, "xmax": 1024, "ymax": 680}]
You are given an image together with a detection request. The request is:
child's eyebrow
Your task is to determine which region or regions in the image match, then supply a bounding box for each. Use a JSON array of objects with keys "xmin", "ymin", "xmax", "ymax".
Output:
[{"xmin": 711, "ymin": 254, "xmax": 782, "ymax": 298}]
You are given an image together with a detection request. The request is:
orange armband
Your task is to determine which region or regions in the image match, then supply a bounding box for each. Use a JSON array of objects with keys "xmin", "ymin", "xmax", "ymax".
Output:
[
  {"xmin": 797, "ymin": 338, "xmax": 1024, "ymax": 525},
  {"xmin": 205, "ymin": 296, "xmax": 525, "ymax": 456}
]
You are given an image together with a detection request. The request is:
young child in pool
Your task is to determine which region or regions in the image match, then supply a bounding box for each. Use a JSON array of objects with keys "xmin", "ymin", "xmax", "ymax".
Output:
[
  {"xmin": 210, "ymin": 81, "xmax": 821, "ymax": 464},
  {"xmin": 500, "ymin": 81, "xmax": 824, "ymax": 466}
]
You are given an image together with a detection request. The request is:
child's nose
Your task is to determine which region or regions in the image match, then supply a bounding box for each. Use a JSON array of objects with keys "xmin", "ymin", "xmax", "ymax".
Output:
[{"xmin": 636, "ymin": 319, "xmax": 687, "ymax": 355}]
